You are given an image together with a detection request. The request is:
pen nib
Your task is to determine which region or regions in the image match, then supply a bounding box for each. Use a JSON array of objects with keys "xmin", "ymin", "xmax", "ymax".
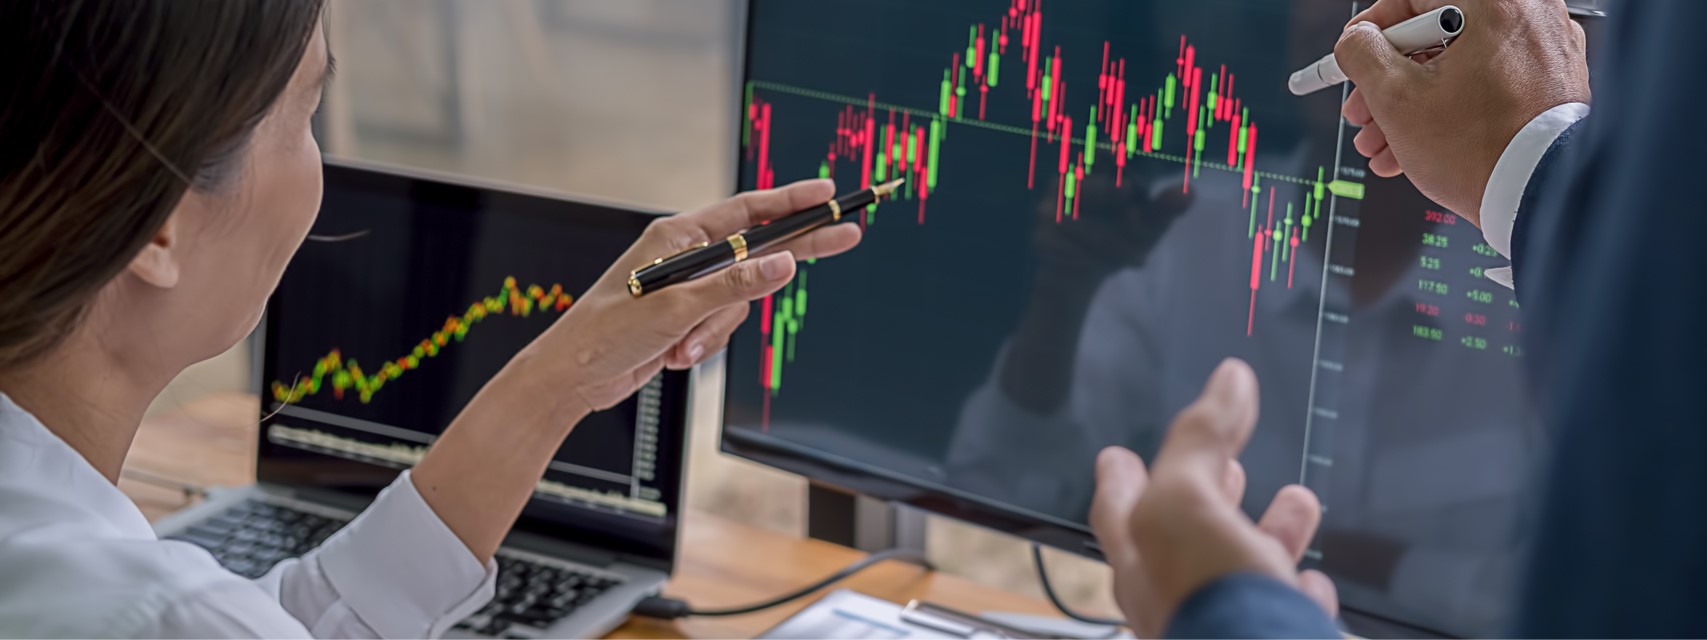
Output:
[{"xmin": 873, "ymin": 178, "xmax": 905, "ymax": 199}]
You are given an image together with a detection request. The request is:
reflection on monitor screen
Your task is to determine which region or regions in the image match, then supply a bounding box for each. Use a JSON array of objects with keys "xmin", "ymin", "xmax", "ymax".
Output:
[{"xmin": 723, "ymin": 1, "xmax": 1535, "ymax": 635}]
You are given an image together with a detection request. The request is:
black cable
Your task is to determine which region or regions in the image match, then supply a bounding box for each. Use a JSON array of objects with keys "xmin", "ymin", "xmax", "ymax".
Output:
[
  {"xmin": 631, "ymin": 547, "xmax": 932, "ymax": 619},
  {"xmin": 118, "ymin": 469, "xmax": 210, "ymax": 501},
  {"xmin": 1032, "ymin": 543, "xmax": 1126, "ymax": 629}
]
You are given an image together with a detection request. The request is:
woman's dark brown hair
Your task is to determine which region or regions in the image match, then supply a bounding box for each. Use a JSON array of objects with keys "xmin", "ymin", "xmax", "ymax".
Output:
[{"xmin": 0, "ymin": 0, "xmax": 326, "ymax": 367}]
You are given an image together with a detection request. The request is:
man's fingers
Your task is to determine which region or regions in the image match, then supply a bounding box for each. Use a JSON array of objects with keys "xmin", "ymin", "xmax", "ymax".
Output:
[
  {"xmin": 1299, "ymin": 569, "xmax": 1341, "ymax": 616},
  {"xmin": 1345, "ymin": 0, "xmax": 1459, "ymax": 30},
  {"xmin": 1090, "ymin": 447, "xmax": 1149, "ymax": 547},
  {"xmin": 1354, "ymin": 120, "xmax": 1390, "ymax": 159},
  {"xmin": 1334, "ymin": 21, "xmax": 1422, "ymax": 99},
  {"xmin": 1151, "ymin": 359, "xmax": 1261, "ymax": 487},
  {"xmin": 770, "ymin": 221, "xmax": 863, "ymax": 262},
  {"xmin": 666, "ymin": 304, "xmax": 750, "ymax": 370},
  {"xmin": 1370, "ymin": 148, "xmax": 1404, "ymax": 178},
  {"xmin": 1256, "ymin": 484, "xmax": 1323, "ymax": 564},
  {"xmin": 681, "ymin": 180, "xmax": 837, "ymax": 243},
  {"xmin": 1342, "ymin": 89, "xmax": 1374, "ymax": 127},
  {"xmin": 1222, "ymin": 459, "xmax": 1247, "ymax": 505}
]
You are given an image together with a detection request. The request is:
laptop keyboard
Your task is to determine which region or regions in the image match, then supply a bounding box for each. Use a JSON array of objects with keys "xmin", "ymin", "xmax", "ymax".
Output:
[
  {"xmin": 165, "ymin": 500, "xmax": 342, "ymax": 578},
  {"xmin": 457, "ymin": 555, "xmax": 622, "ymax": 637},
  {"xmin": 164, "ymin": 498, "xmax": 623, "ymax": 637}
]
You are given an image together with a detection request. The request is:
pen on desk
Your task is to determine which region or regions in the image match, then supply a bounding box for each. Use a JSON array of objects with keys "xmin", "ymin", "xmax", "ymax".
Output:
[
  {"xmin": 1288, "ymin": 5, "xmax": 1465, "ymax": 96},
  {"xmin": 627, "ymin": 179, "xmax": 904, "ymax": 297}
]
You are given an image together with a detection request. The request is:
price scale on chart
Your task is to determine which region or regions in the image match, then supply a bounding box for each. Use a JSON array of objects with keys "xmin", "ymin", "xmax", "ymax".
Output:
[
  {"xmin": 1410, "ymin": 209, "xmax": 1525, "ymax": 358},
  {"xmin": 744, "ymin": 0, "xmax": 1366, "ymax": 427}
]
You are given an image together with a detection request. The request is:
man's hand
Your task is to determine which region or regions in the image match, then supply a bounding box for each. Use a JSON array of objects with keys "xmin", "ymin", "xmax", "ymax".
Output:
[
  {"xmin": 1336, "ymin": 0, "xmax": 1589, "ymax": 226},
  {"xmin": 1090, "ymin": 359, "xmax": 1337, "ymax": 637}
]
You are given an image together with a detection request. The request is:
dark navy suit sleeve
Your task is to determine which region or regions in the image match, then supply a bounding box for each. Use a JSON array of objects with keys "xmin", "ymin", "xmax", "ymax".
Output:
[
  {"xmin": 1162, "ymin": 573, "xmax": 1338, "ymax": 639},
  {"xmin": 1165, "ymin": 3, "xmax": 1707, "ymax": 637},
  {"xmin": 1508, "ymin": 120, "xmax": 1582, "ymax": 287},
  {"xmin": 1509, "ymin": 0, "xmax": 1707, "ymax": 636}
]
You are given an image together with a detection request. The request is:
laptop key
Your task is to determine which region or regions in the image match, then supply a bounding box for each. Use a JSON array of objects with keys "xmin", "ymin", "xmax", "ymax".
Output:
[
  {"xmin": 496, "ymin": 609, "xmax": 557, "ymax": 630},
  {"xmin": 170, "ymin": 526, "xmax": 229, "ymax": 548},
  {"xmin": 193, "ymin": 518, "xmax": 236, "ymax": 535}
]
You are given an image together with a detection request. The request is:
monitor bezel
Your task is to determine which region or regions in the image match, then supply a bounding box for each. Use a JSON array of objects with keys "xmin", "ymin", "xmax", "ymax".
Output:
[
  {"xmin": 257, "ymin": 157, "xmax": 690, "ymax": 572},
  {"xmin": 718, "ymin": 3, "xmax": 1452, "ymax": 636}
]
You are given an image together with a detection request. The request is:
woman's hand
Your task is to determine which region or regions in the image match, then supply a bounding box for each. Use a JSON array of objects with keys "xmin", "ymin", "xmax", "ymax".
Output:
[
  {"xmin": 413, "ymin": 180, "xmax": 859, "ymax": 562},
  {"xmin": 1089, "ymin": 359, "xmax": 1338, "ymax": 637},
  {"xmin": 526, "ymin": 179, "xmax": 860, "ymax": 414}
]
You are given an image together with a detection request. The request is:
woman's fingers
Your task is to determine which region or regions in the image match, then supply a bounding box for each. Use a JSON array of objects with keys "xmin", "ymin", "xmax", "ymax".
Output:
[
  {"xmin": 675, "ymin": 180, "xmax": 836, "ymax": 246},
  {"xmin": 635, "ymin": 180, "xmax": 859, "ymax": 293},
  {"xmin": 666, "ymin": 303, "xmax": 750, "ymax": 369},
  {"xmin": 651, "ymin": 251, "xmax": 794, "ymax": 328},
  {"xmin": 1255, "ymin": 484, "xmax": 1323, "ymax": 564},
  {"xmin": 770, "ymin": 220, "xmax": 863, "ymax": 262}
]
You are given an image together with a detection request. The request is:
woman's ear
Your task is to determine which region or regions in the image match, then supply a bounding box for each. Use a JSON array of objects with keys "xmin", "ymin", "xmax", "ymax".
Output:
[{"xmin": 126, "ymin": 212, "xmax": 181, "ymax": 289}]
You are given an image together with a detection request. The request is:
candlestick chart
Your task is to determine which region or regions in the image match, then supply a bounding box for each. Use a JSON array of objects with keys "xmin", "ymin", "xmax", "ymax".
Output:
[
  {"xmin": 726, "ymin": 5, "xmax": 1549, "ymax": 634},
  {"xmin": 270, "ymin": 277, "xmax": 575, "ymax": 405},
  {"xmin": 740, "ymin": 0, "xmax": 1365, "ymax": 428}
]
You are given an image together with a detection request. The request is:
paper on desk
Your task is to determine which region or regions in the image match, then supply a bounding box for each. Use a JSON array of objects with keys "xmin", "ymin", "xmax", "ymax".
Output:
[{"xmin": 758, "ymin": 589, "xmax": 963, "ymax": 639}]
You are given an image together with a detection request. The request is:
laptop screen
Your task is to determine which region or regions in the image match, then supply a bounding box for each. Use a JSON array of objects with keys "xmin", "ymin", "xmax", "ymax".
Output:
[{"xmin": 258, "ymin": 160, "xmax": 687, "ymax": 565}]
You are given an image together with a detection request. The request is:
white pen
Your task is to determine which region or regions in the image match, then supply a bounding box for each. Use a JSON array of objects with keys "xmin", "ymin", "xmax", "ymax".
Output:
[{"xmin": 1288, "ymin": 5, "xmax": 1465, "ymax": 96}]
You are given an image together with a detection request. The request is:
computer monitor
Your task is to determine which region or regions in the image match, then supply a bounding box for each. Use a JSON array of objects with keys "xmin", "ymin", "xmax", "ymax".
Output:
[
  {"xmin": 259, "ymin": 160, "xmax": 689, "ymax": 565},
  {"xmin": 720, "ymin": 1, "xmax": 1537, "ymax": 636}
]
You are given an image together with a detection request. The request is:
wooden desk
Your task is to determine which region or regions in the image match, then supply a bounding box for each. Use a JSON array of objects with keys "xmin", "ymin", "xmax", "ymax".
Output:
[{"xmin": 123, "ymin": 394, "xmax": 1061, "ymax": 639}]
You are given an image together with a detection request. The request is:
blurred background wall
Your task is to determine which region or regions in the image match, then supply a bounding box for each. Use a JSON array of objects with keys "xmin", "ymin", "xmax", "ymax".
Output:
[{"xmin": 155, "ymin": 0, "xmax": 1115, "ymax": 618}]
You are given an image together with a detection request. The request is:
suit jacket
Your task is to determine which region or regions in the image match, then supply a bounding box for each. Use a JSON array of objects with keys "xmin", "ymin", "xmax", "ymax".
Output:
[
  {"xmin": 1508, "ymin": 0, "xmax": 1707, "ymax": 636},
  {"xmin": 1166, "ymin": 1, "xmax": 1707, "ymax": 636}
]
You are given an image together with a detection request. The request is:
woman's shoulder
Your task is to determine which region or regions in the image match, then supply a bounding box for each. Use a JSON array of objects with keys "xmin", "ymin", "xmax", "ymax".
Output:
[
  {"xmin": 0, "ymin": 396, "xmax": 305, "ymax": 636},
  {"xmin": 0, "ymin": 494, "xmax": 264, "ymax": 636}
]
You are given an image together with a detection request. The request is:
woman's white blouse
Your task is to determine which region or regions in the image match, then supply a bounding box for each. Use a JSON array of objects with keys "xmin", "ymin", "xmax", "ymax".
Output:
[{"xmin": 0, "ymin": 394, "xmax": 496, "ymax": 638}]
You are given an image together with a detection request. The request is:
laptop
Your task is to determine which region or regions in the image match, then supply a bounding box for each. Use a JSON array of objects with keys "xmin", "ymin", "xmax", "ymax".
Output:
[{"xmin": 153, "ymin": 158, "xmax": 691, "ymax": 639}]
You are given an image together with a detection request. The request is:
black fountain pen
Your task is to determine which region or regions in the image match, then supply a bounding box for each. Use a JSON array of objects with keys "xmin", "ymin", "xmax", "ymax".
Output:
[{"xmin": 628, "ymin": 179, "xmax": 904, "ymax": 297}]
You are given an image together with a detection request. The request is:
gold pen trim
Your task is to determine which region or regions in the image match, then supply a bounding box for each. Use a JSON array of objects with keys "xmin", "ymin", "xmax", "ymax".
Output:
[
  {"xmin": 828, "ymin": 199, "xmax": 842, "ymax": 222},
  {"xmin": 629, "ymin": 241, "xmax": 710, "ymax": 298},
  {"xmin": 727, "ymin": 234, "xmax": 749, "ymax": 262}
]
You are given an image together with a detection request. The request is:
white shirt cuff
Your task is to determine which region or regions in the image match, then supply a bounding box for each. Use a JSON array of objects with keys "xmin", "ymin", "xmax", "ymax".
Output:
[
  {"xmin": 1478, "ymin": 102, "xmax": 1590, "ymax": 286},
  {"xmin": 314, "ymin": 470, "xmax": 496, "ymax": 638}
]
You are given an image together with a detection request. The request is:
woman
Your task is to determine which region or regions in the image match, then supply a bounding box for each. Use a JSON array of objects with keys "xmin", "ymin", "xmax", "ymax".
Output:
[{"xmin": 0, "ymin": 1, "xmax": 858, "ymax": 636}]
